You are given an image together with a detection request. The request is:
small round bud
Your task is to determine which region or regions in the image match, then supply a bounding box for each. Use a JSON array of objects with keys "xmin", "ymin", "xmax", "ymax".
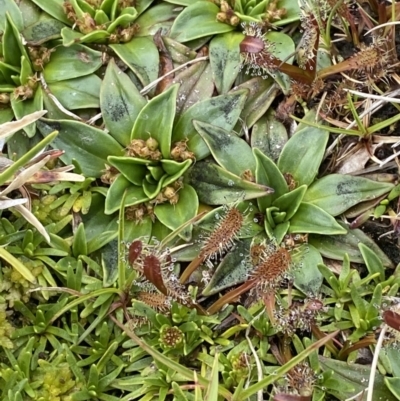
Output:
[{"xmin": 146, "ymin": 137, "xmax": 159, "ymax": 151}]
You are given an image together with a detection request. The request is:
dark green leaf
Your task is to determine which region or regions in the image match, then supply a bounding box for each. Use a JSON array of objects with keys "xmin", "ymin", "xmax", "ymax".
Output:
[
  {"xmin": 292, "ymin": 244, "xmax": 323, "ymax": 295},
  {"xmin": 254, "ymin": 147, "xmax": 288, "ymax": 210},
  {"xmin": 289, "ymin": 203, "xmax": 347, "ymax": 235},
  {"xmin": 37, "ymin": 118, "xmax": 123, "ymax": 177},
  {"xmin": 43, "ymin": 44, "xmax": 102, "ymax": 83},
  {"xmin": 48, "ymin": 74, "xmax": 101, "ymax": 110},
  {"xmin": 309, "ymin": 222, "xmax": 394, "ymax": 267},
  {"xmin": 30, "ymin": 0, "xmax": 71, "ymax": 24},
  {"xmin": 187, "ymin": 160, "xmax": 273, "ymax": 205},
  {"xmin": 154, "ymin": 184, "xmax": 198, "ymax": 240},
  {"xmin": 131, "ymin": 84, "xmax": 178, "ymax": 158},
  {"xmin": 202, "ymin": 239, "xmax": 252, "ymax": 295},
  {"xmin": 194, "ymin": 120, "xmax": 256, "ymax": 176},
  {"xmin": 100, "ymin": 59, "xmax": 146, "ymax": 145},
  {"xmin": 110, "ymin": 37, "xmax": 159, "ymax": 87},
  {"xmin": 105, "ymin": 175, "xmax": 149, "ymax": 215},
  {"xmin": 173, "ymin": 90, "xmax": 248, "ymax": 160},
  {"xmin": 209, "ymin": 32, "xmax": 243, "ymax": 94},
  {"xmin": 273, "ymin": 185, "xmax": 307, "ymax": 221},
  {"xmin": 170, "ymin": 2, "xmax": 234, "ymax": 42},
  {"xmin": 278, "ymin": 110, "xmax": 329, "ymax": 187},
  {"xmin": 0, "ymin": 0, "xmax": 24, "ymax": 32},
  {"xmin": 304, "ymin": 174, "xmax": 394, "ymax": 216}
]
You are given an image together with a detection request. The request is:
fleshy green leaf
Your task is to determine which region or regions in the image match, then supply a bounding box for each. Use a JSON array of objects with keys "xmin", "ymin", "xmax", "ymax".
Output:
[
  {"xmin": 11, "ymin": 86, "xmax": 43, "ymax": 137},
  {"xmin": 37, "ymin": 118, "xmax": 123, "ymax": 177},
  {"xmin": 105, "ymin": 174, "xmax": 150, "ymax": 215},
  {"xmin": 319, "ymin": 357, "xmax": 396, "ymax": 401},
  {"xmin": 110, "ymin": 37, "xmax": 159, "ymax": 87},
  {"xmin": 131, "ymin": 84, "xmax": 179, "ymax": 158},
  {"xmin": 30, "ymin": 0, "xmax": 72, "ymax": 24},
  {"xmin": 173, "ymin": 90, "xmax": 248, "ymax": 160},
  {"xmin": 358, "ymin": 242, "xmax": 385, "ymax": 282},
  {"xmin": 0, "ymin": 0, "xmax": 24, "ymax": 32},
  {"xmin": 3, "ymin": 13, "xmax": 29, "ymax": 67},
  {"xmin": 254, "ymin": 147, "xmax": 288, "ymax": 210},
  {"xmin": 172, "ymin": 60, "xmax": 214, "ymax": 115},
  {"xmin": 100, "ymin": 59, "xmax": 146, "ymax": 146},
  {"xmin": 23, "ymin": 17, "xmax": 66, "ymax": 45},
  {"xmin": 107, "ymin": 156, "xmax": 148, "ymax": 185},
  {"xmin": 251, "ymin": 111, "xmax": 288, "ymax": 162},
  {"xmin": 135, "ymin": 3, "xmax": 180, "ymax": 37},
  {"xmin": 289, "ymin": 203, "xmax": 347, "ymax": 235},
  {"xmin": 188, "ymin": 160, "xmax": 273, "ymax": 205},
  {"xmin": 309, "ymin": 222, "xmax": 394, "ymax": 267},
  {"xmin": 209, "ymin": 32, "xmax": 243, "ymax": 94},
  {"xmin": 48, "ymin": 74, "xmax": 101, "ymax": 110},
  {"xmin": 170, "ymin": 2, "xmax": 234, "ymax": 42},
  {"xmin": 43, "ymin": 44, "xmax": 102, "ymax": 83},
  {"xmin": 278, "ymin": 110, "xmax": 329, "ymax": 187},
  {"xmin": 232, "ymin": 77, "xmax": 279, "ymax": 129},
  {"xmin": 202, "ymin": 239, "xmax": 252, "ymax": 296},
  {"xmin": 154, "ymin": 184, "xmax": 198, "ymax": 240},
  {"xmin": 273, "ymin": 185, "xmax": 307, "ymax": 220},
  {"xmin": 292, "ymin": 244, "xmax": 323, "ymax": 295},
  {"xmin": 194, "ymin": 120, "xmax": 256, "ymax": 176},
  {"xmin": 303, "ymin": 174, "xmax": 394, "ymax": 216}
]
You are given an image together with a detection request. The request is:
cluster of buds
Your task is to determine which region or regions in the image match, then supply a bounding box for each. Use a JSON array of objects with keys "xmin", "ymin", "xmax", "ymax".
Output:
[
  {"xmin": 126, "ymin": 137, "xmax": 162, "ymax": 161},
  {"xmin": 150, "ymin": 179, "xmax": 183, "ymax": 207},
  {"xmin": 101, "ymin": 164, "xmax": 119, "ymax": 184},
  {"xmin": 216, "ymin": 1, "xmax": 240, "ymax": 26},
  {"xmin": 13, "ymin": 76, "xmax": 39, "ymax": 101},
  {"xmin": 125, "ymin": 202, "xmax": 156, "ymax": 223},
  {"xmin": 159, "ymin": 324, "xmax": 184, "ymax": 350},
  {"xmin": 28, "ymin": 46, "xmax": 54, "ymax": 71},
  {"xmin": 108, "ymin": 24, "xmax": 140, "ymax": 44},
  {"xmin": 170, "ymin": 140, "xmax": 195, "ymax": 162},
  {"xmin": 265, "ymin": 0, "xmax": 287, "ymax": 22}
]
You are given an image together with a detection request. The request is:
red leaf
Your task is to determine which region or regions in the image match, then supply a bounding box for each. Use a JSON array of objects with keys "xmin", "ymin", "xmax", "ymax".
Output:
[
  {"xmin": 128, "ymin": 240, "xmax": 142, "ymax": 265},
  {"xmin": 143, "ymin": 255, "xmax": 168, "ymax": 295}
]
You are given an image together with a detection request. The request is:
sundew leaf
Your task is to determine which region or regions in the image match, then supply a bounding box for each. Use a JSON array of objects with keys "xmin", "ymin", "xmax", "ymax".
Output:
[
  {"xmin": 30, "ymin": 0, "xmax": 72, "ymax": 25},
  {"xmin": 194, "ymin": 120, "xmax": 256, "ymax": 176},
  {"xmin": 110, "ymin": 37, "xmax": 159, "ymax": 87},
  {"xmin": 37, "ymin": 118, "xmax": 123, "ymax": 177},
  {"xmin": 187, "ymin": 160, "xmax": 273, "ymax": 205},
  {"xmin": 309, "ymin": 221, "xmax": 393, "ymax": 267},
  {"xmin": 49, "ymin": 74, "xmax": 101, "ymax": 110},
  {"xmin": 43, "ymin": 44, "xmax": 102, "ymax": 83},
  {"xmin": 100, "ymin": 59, "xmax": 146, "ymax": 146},
  {"xmin": 289, "ymin": 203, "xmax": 347, "ymax": 235},
  {"xmin": 278, "ymin": 110, "xmax": 329, "ymax": 187},
  {"xmin": 170, "ymin": 2, "xmax": 234, "ymax": 42},
  {"xmin": 154, "ymin": 184, "xmax": 198, "ymax": 240},
  {"xmin": 209, "ymin": 32, "xmax": 243, "ymax": 94},
  {"xmin": 303, "ymin": 174, "xmax": 394, "ymax": 216},
  {"xmin": 131, "ymin": 84, "xmax": 179, "ymax": 159},
  {"xmin": 173, "ymin": 90, "xmax": 248, "ymax": 160}
]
